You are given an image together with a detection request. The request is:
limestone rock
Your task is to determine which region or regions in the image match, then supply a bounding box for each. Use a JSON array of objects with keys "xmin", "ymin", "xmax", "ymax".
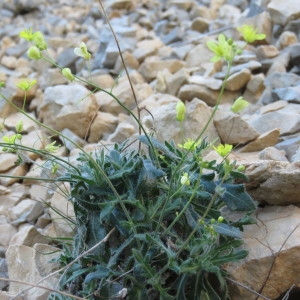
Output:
[
  {"xmin": 276, "ymin": 31, "xmax": 298, "ymax": 50},
  {"xmin": 48, "ymin": 183, "xmax": 75, "ymax": 238},
  {"xmin": 0, "ymin": 153, "xmax": 18, "ymax": 172},
  {"xmin": 6, "ymin": 243, "xmax": 60, "ymax": 299},
  {"xmin": 267, "ymin": 0, "xmax": 300, "ymax": 25},
  {"xmin": 39, "ymin": 84, "xmax": 98, "ymax": 138},
  {"xmin": 225, "ymin": 205, "xmax": 300, "ymax": 299},
  {"xmin": 88, "ymin": 111, "xmax": 119, "ymax": 143},
  {"xmin": 258, "ymin": 147, "xmax": 289, "ymax": 162},
  {"xmin": 225, "ymin": 69, "xmax": 252, "ymax": 91},
  {"xmin": 245, "ymin": 160, "xmax": 300, "ymax": 205},
  {"xmin": 214, "ymin": 109, "xmax": 259, "ymax": 145},
  {"xmin": 143, "ymin": 98, "xmax": 220, "ymax": 145},
  {"xmin": 239, "ymin": 128, "xmax": 280, "ymax": 152},
  {"xmin": 272, "ymin": 85, "xmax": 300, "ymax": 103},
  {"xmin": 4, "ymin": 112, "xmax": 38, "ymax": 133},
  {"xmin": 0, "ymin": 224, "xmax": 17, "ymax": 248},
  {"xmin": 248, "ymin": 104, "xmax": 300, "ymax": 135},
  {"xmin": 139, "ymin": 56, "xmax": 185, "ymax": 82},
  {"xmin": 9, "ymin": 224, "xmax": 48, "ymax": 246}
]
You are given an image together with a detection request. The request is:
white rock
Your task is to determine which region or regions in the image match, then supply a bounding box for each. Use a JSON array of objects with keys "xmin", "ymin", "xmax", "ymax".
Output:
[
  {"xmin": 6, "ymin": 243, "xmax": 60, "ymax": 299},
  {"xmin": 0, "ymin": 224, "xmax": 17, "ymax": 248},
  {"xmin": 267, "ymin": 0, "xmax": 300, "ymax": 25},
  {"xmin": 39, "ymin": 84, "xmax": 98, "ymax": 138},
  {"xmin": 9, "ymin": 224, "xmax": 48, "ymax": 246},
  {"xmin": 48, "ymin": 183, "xmax": 75, "ymax": 238}
]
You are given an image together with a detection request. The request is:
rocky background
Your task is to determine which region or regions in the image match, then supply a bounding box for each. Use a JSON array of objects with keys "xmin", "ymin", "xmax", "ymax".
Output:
[{"xmin": 0, "ymin": 0, "xmax": 300, "ymax": 299}]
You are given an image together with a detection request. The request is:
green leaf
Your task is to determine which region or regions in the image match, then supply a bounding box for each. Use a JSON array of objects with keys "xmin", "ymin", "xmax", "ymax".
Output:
[
  {"xmin": 221, "ymin": 183, "xmax": 256, "ymax": 211},
  {"xmin": 213, "ymin": 223, "xmax": 242, "ymax": 239},
  {"xmin": 84, "ymin": 265, "xmax": 110, "ymax": 284}
]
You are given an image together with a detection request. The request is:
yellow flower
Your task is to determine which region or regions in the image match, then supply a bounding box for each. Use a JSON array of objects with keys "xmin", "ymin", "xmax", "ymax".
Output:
[
  {"xmin": 206, "ymin": 34, "xmax": 235, "ymax": 63},
  {"xmin": 74, "ymin": 42, "xmax": 91, "ymax": 60},
  {"xmin": 45, "ymin": 141, "xmax": 61, "ymax": 153},
  {"xmin": 16, "ymin": 79, "xmax": 37, "ymax": 91},
  {"xmin": 176, "ymin": 101, "xmax": 186, "ymax": 121},
  {"xmin": 214, "ymin": 144, "xmax": 233, "ymax": 157},
  {"xmin": 178, "ymin": 138, "xmax": 201, "ymax": 151},
  {"xmin": 237, "ymin": 25, "xmax": 266, "ymax": 43},
  {"xmin": 20, "ymin": 28, "xmax": 35, "ymax": 41}
]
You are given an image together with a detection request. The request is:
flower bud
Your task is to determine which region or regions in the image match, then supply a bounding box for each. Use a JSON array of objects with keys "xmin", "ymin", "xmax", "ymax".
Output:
[
  {"xmin": 16, "ymin": 120, "xmax": 23, "ymax": 133},
  {"xmin": 62, "ymin": 68, "xmax": 75, "ymax": 81},
  {"xmin": 176, "ymin": 101, "xmax": 186, "ymax": 121},
  {"xmin": 180, "ymin": 172, "xmax": 190, "ymax": 186},
  {"xmin": 27, "ymin": 46, "xmax": 42, "ymax": 60}
]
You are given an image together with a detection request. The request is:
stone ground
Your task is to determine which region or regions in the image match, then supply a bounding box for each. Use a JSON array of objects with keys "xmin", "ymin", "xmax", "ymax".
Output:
[{"xmin": 0, "ymin": 0, "xmax": 300, "ymax": 299}]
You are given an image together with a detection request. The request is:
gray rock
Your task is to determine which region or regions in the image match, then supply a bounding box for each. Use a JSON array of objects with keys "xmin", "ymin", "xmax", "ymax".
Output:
[
  {"xmin": 248, "ymin": 104, "xmax": 300, "ymax": 136},
  {"xmin": 264, "ymin": 72, "xmax": 300, "ymax": 89},
  {"xmin": 272, "ymin": 85, "xmax": 300, "ymax": 103},
  {"xmin": 276, "ymin": 135, "xmax": 300, "ymax": 160}
]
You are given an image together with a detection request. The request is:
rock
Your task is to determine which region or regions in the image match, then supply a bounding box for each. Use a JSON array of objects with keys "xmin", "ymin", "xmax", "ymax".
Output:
[
  {"xmin": 0, "ymin": 224, "xmax": 17, "ymax": 248},
  {"xmin": 178, "ymin": 84, "xmax": 240, "ymax": 106},
  {"xmin": 214, "ymin": 109, "xmax": 260, "ymax": 145},
  {"xmin": 0, "ymin": 258, "xmax": 8, "ymax": 290},
  {"xmin": 245, "ymin": 160, "xmax": 300, "ymax": 205},
  {"xmin": 132, "ymin": 38, "xmax": 164, "ymax": 63},
  {"xmin": 0, "ymin": 183, "xmax": 29, "ymax": 214},
  {"xmin": 48, "ymin": 183, "xmax": 75, "ymax": 238},
  {"xmin": 21, "ymin": 129, "xmax": 47, "ymax": 160},
  {"xmin": 243, "ymin": 73, "xmax": 265, "ymax": 103},
  {"xmin": 259, "ymin": 146, "xmax": 289, "ymax": 162},
  {"xmin": 185, "ymin": 43, "xmax": 214, "ymax": 68},
  {"xmin": 255, "ymin": 45, "xmax": 279, "ymax": 60},
  {"xmin": 39, "ymin": 84, "xmax": 98, "ymax": 138},
  {"xmin": 61, "ymin": 128, "xmax": 86, "ymax": 151},
  {"xmin": 4, "ymin": 112, "xmax": 38, "ymax": 133},
  {"xmin": 8, "ymin": 198, "xmax": 44, "ymax": 225},
  {"xmin": 225, "ymin": 69, "xmax": 251, "ymax": 91},
  {"xmin": 291, "ymin": 146, "xmax": 300, "ymax": 162},
  {"xmin": 248, "ymin": 104, "xmax": 300, "ymax": 136},
  {"xmin": 88, "ymin": 111, "xmax": 119, "ymax": 143},
  {"xmin": 276, "ymin": 31, "xmax": 298, "ymax": 50},
  {"xmin": 226, "ymin": 205, "xmax": 300, "ymax": 300},
  {"xmin": 6, "ymin": 243, "xmax": 60, "ymax": 299},
  {"xmin": 108, "ymin": 0, "xmax": 136, "ymax": 10},
  {"xmin": 191, "ymin": 17, "xmax": 210, "ymax": 33},
  {"xmin": 272, "ymin": 85, "xmax": 300, "ymax": 103},
  {"xmin": 107, "ymin": 121, "xmax": 136, "ymax": 143},
  {"xmin": 275, "ymin": 135, "xmax": 300, "ymax": 161},
  {"xmin": 143, "ymin": 98, "xmax": 220, "ymax": 145},
  {"xmin": 39, "ymin": 68, "xmax": 68, "ymax": 90},
  {"xmin": 139, "ymin": 56, "xmax": 185, "ymax": 82},
  {"xmin": 9, "ymin": 224, "xmax": 48, "ymax": 246},
  {"xmin": 189, "ymin": 76, "xmax": 223, "ymax": 90},
  {"xmin": 259, "ymin": 100, "xmax": 287, "ymax": 114},
  {"xmin": 267, "ymin": 0, "xmax": 300, "ymax": 25},
  {"xmin": 0, "ymin": 153, "xmax": 18, "ymax": 172},
  {"xmin": 0, "ymin": 56, "xmax": 18, "ymax": 69},
  {"xmin": 0, "ymin": 164, "xmax": 28, "ymax": 187},
  {"xmin": 94, "ymin": 79, "xmax": 152, "ymax": 115},
  {"xmin": 239, "ymin": 128, "xmax": 280, "ymax": 152}
]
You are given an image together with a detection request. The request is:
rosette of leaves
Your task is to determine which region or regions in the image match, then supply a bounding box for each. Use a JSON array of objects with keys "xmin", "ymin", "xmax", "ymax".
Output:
[{"xmin": 50, "ymin": 136, "xmax": 256, "ymax": 300}]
